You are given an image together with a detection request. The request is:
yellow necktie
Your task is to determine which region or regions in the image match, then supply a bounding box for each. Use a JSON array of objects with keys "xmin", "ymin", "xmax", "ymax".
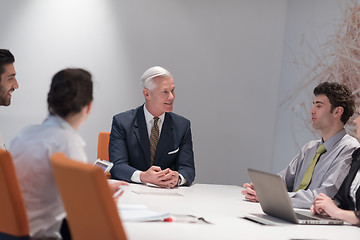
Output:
[
  {"xmin": 149, "ymin": 117, "xmax": 159, "ymax": 166},
  {"xmin": 295, "ymin": 144, "xmax": 326, "ymax": 191}
]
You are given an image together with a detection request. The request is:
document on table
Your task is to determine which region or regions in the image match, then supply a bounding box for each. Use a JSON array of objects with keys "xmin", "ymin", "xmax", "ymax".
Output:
[
  {"xmin": 132, "ymin": 190, "xmax": 183, "ymax": 196},
  {"xmin": 118, "ymin": 204, "xmax": 170, "ymax": 222}
]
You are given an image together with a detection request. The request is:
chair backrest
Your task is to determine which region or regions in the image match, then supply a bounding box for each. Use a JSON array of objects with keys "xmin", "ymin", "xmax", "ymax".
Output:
[
  {"xmin": 0, "ymin": 150, "xmax": 30, "ymax": 240},
  {"xmin": 97, "ymin": 132, "xmax": 110, "ymax": 161},
  {"xmin": 51, "ymin": 153, "xmax": 127, "ymax": 240}
]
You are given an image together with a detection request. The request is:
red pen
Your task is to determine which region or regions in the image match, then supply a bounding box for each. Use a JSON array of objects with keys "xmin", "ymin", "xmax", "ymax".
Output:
[{"xmin": 163, "ymin": 217, "xmax": 173, "ymax": 222}]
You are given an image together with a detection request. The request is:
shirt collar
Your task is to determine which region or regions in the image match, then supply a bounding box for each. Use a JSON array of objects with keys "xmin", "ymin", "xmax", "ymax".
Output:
[
  {"xmin": 322, "ymin": 128, "xmax": 347, "ymax": 150},
  {"xmin": 143, "ymin": 105, "xmax": 165, "ymax": 124},
  {"xmin": 43, "ymin": 115, "xmax": 86, "ymax": 146}
]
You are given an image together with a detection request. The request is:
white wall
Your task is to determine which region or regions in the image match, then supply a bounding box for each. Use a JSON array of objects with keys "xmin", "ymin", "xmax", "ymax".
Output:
[
  {"xmin": 0, "ymin": 0, "xmax": 286, "ymax": 185},
  {"xmin": 272, "ymin": 0, "xmax": 353, "ymax": 173}
]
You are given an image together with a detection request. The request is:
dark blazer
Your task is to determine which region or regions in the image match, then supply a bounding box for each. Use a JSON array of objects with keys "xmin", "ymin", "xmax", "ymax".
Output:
[
  {"xmin": 109, "ymin": 105, "xmax": 195, "ymax": 185},
  {"xmin": 333, "ymin": 148, "xmax": 360, "ymax": 214}
]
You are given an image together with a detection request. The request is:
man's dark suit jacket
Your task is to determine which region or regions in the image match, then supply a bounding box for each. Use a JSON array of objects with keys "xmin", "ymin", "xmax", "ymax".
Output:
[
  {"xmin": 333, "ymin": 148, "xmax": 360, "ymax": 216},
  {"xmin": 109, "ymin": 105, "xmax": 195, "ymax": 185}
]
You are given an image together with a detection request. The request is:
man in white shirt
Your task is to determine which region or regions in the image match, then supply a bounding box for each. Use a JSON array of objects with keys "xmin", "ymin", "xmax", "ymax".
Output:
[{"xmin": 0, "ymin": 49, "xmax": 18, "ymax": 149}]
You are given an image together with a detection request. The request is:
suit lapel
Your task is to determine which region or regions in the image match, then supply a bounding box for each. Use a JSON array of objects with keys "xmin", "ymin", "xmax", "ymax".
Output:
[
  {"xmin": 343, "ymin": 155, "xmax": 360, "ymax": 209},
  {"xmin": 154, "ymin": 113, "xmax": 174, "ymax": 166},
  {"xmin": 353, "ymin": 159, "xmax": 360, "ymax": 210},
  {"xmin": 134, "ymin": 106, "xmax": 151, "ymax": 166}
]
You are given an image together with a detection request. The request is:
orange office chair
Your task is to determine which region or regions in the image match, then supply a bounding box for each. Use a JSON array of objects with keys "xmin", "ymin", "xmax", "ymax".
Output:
[
  {"xmin": 97, "ymin": 132, "xmax": 110, "ymax": 161},
  {"xmin": 97, "ymin": 132, "xmax": 111, "ymax": 177},
  {"xmin": 0, "ymin": 150, "xmax": 30, "ymax": 240},
  {"xmin": 51, "ymin": 153, "xmax": 127, "ymax": 240}
]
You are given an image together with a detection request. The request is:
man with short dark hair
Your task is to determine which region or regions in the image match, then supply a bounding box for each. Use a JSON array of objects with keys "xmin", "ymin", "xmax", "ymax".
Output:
[
  {"xmin": 0, "ymin": 49, "xmax": 18, "ymax": 149},
  {"xmin": 242, "ymin": 82, "xmax": 359, "ymax": 208}
]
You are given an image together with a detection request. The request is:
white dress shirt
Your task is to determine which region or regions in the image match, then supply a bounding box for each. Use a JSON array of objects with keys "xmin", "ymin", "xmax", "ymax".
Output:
[
  {"xmin": 130, "ymin": 105, "xmax": 186, "ymax": 185},
  {"xmin": 9, "ymin": 115, "xmax": 87, "ymax": 238},
  {"xmin": 350, "ymin": 169, "xmax": 360, "ymax": 209},
  {"xmin": 144, "ymin": 105, "xmax": 165, "ymax": 138}
]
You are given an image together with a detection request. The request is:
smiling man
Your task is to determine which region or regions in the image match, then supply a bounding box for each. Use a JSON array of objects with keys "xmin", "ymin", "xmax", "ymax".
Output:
[
  {"xmin": 242, "ymin": 82, "xmax": 359, "ymax": 208},
  {"xmin": 109, "ymin": 66, "xmax": 195, "ymax": 188},
  {"xmin": 0, "ymin": 49, "xmax": 18, "ymax": 149}
]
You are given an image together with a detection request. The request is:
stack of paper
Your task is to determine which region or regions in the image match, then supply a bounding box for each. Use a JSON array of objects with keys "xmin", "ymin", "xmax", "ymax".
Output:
[{"xmin": 118, "ymin": 204, "xmax": 170, "ymax": 222}]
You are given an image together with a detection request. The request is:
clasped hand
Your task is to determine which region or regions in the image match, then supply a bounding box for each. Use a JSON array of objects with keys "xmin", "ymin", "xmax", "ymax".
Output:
[
  {"xmin": 140, "ymin": 166, "xmax": 179, "ymax": 188},
  {"xmin": 241, "ymin": 182, "xmax": 259, "ymax": 202},
  {"xmin": 310, "ymin": 193, "xmax": 338, "ymax": 217}
]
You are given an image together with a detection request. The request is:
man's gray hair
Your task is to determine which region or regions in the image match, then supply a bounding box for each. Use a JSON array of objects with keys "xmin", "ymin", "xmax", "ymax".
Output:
[{"xmin": 141, "ymin": 66, "xmax": 172, "ymax": 91}]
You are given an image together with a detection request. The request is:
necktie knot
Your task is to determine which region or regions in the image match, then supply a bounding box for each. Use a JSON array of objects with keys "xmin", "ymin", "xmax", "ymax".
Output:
[
  {"xmin": 153, "ymin": 117, "xmax": 159, "ymax": 125},
  {"xmin": 316, "ymin": 144, "xmax": 326, "ymax": 155}
]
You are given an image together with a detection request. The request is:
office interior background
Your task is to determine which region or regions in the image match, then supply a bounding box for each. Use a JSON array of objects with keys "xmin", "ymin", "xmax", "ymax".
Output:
[{"xmin": 0, "ymin": 0, "xmax": 354, "ymax": 185}]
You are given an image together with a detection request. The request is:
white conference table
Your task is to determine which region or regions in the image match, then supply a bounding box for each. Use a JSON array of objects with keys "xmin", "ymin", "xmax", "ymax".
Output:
[{"xmin": 117, "ymin": 183, "xmax": 360, "ymax": 240}]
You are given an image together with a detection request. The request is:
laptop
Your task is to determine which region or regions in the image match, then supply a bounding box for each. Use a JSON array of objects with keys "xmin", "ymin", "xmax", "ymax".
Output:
[{"xmin": 246, "ymin": 168, "xmax": 343, "ymax": 225}]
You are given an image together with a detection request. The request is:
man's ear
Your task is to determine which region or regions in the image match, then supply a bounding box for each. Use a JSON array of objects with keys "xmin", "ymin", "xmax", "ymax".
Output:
[
  {"xmin": 333, "ymin": 106, "xmax": 344, "ymax": 118},
  {"xmin": 143, "ymin": 88, "xmax": 150, "ymax": 100}
]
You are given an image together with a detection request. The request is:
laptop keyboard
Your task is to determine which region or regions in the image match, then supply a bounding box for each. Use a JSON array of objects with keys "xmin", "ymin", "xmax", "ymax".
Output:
[{"xmin": 295, "ymin": 212, "xmax": 318, "ymax": 220}]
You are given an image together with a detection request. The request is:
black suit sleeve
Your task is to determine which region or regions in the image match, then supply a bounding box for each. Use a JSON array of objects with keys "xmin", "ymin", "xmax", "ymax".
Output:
[{"xmin": 109, "ymin": 115, "xmax": 138, "ymax": 182}]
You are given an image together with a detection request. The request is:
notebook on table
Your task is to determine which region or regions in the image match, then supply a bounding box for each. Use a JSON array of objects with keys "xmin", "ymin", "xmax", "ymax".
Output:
[{"xmin": 245, "ymin": 168, "xmax": 343, "ymax": 225}]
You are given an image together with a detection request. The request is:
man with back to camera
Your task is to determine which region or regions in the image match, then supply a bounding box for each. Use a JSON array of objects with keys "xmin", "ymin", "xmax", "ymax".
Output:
[
  {"xmin": 0, "ymin": 49, "xmax": 18, "ymax": 149},
  {"xmin": 109, "ymin": 66, "xmax": 195, "ymax": 188},
  {"xmin": 242, "ymin": 82, "xmax": 359, "ymax": 208}
]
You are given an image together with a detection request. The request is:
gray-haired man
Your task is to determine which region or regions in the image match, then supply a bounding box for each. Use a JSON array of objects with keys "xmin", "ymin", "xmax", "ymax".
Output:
[{"xmin": 109, "ymin": 66, "xmax": 195, "ymax": 188}]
